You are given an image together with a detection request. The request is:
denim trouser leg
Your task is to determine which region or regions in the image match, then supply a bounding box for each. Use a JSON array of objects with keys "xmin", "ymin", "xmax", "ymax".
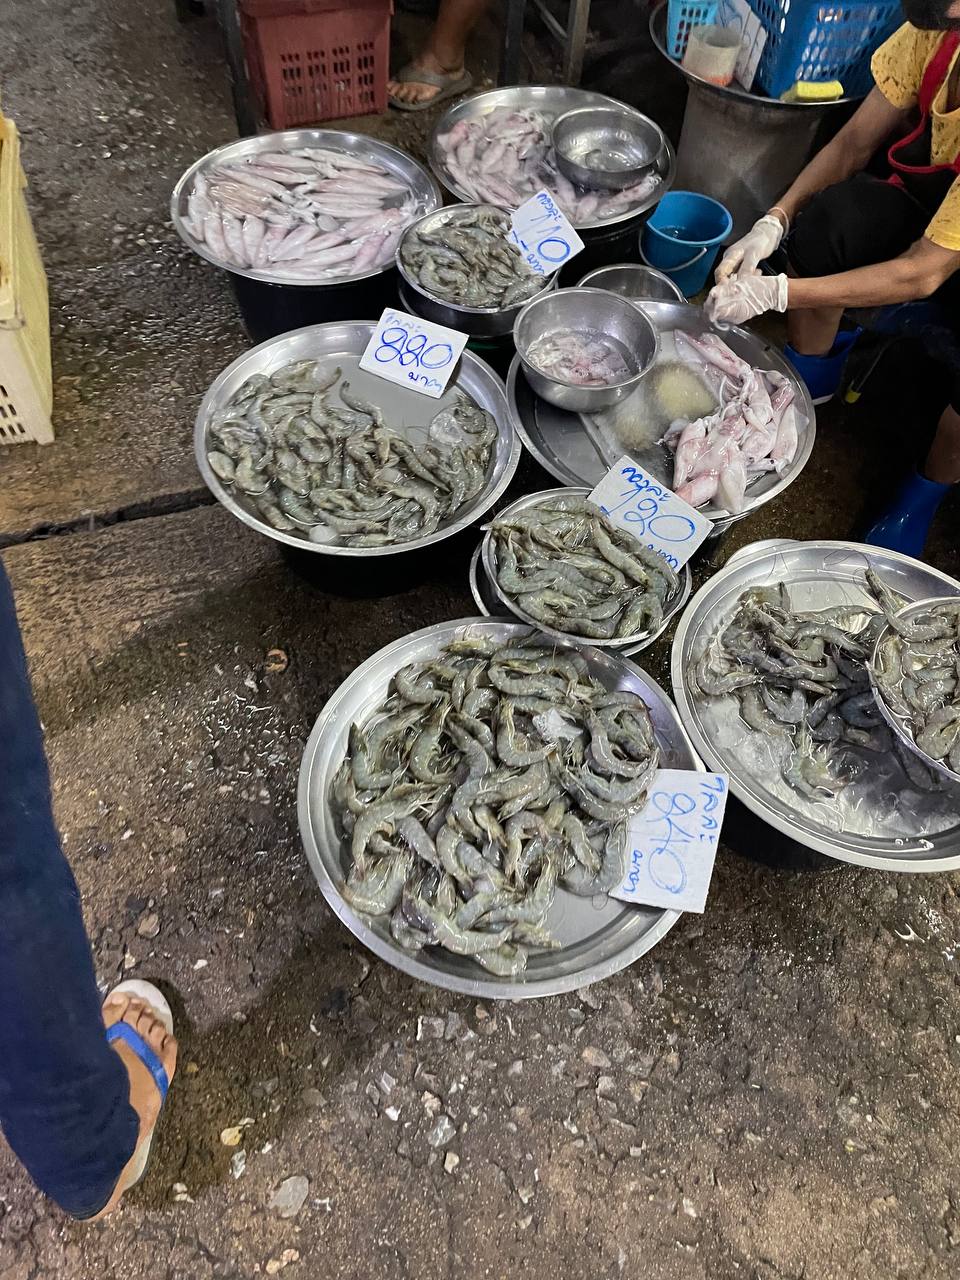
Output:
[{"xmin": 0, "ymin": 561, "xmax": 138, "ymax": 1217}]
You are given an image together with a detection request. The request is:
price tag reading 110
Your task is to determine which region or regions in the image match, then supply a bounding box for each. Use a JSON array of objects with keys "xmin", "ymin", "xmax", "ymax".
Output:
[
  {"xmin": 359, "ymin": 308, "xmax": 469, "ymax": 399},
  {"xmin": 509, "ymin": 190, "xmax": 585, "ymax": 276}
]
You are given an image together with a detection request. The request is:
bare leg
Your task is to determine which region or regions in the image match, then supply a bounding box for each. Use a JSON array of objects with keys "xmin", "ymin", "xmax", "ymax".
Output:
[
  {"xmin": 923, "ymin": 404, "xmax": 960, "ymax": 484},
  {"xmin": 388, "ymin": 0, "xmax": 490, "ymax": 105},
  {"xmin": 787, "ymin": 305, "xmax": 844, "ymax": 356}
]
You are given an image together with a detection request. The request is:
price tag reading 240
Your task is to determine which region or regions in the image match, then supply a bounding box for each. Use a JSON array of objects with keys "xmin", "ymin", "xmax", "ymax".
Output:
[
  {"xmin": 359, "ymin": 308, "xmax": 469, "ymax": 399},
  {"xmin": 509, "ymin": 190, "xmax": 585, "ymax": 275},
  {"xmin": 587, "ymin": 454, "xmax": 713, "ymax": 572}
]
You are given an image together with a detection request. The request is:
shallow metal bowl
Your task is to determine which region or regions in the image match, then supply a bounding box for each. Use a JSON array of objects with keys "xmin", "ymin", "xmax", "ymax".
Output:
[
  {"xmin": 553, "ymin": 107, "xmax": 663, "ymax": 191},
  {"xmin": 577, "ymin": 262, "xmax": 684, "ymax": 304},
  {"xmin": 479, "ymin": 486, "xmax": 691, "ymax": 649},
  {"xmin": 171, "ymin": 129, "xmax": 440, "ymax": 288},
  {"xmin": 194, "ymin": 322, "xmax": 519, "ymax": 558},
  {"xmin": 514, "ymin": 287, "xmax": 659, "ymax": 413},
  {"xmin": 430, "ymin": 86, "xmax": 675, "ymax": 232},
  {"xmin": 869, "ymin": 596, "xmax": 960, "ymax": 786},
  {"xmin": 396, "ymin": 203, "xmax": 558, "ymax": 337},
  {"xmin": 672, "ymin": 539, "xmax": 960, "ymax": 872},
  {"xmin": 508, "ymin": 300, "xmax": 814, "ymax": 530},
  {"xmin": 298, "ymin": 617, "xmax": 699, "ymax": 998}
]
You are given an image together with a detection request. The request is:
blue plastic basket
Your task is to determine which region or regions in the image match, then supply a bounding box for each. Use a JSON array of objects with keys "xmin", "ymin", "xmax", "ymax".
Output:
[
  {"xmin": 666, "ymin": 0, "xmax": 718, "ymax": 59},
  {"xmin": 751, "ymin": 0, "xmax": 902, "ymax": 99}
]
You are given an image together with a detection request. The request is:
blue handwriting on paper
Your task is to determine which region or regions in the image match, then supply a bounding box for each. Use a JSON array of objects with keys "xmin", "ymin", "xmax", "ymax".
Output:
[
  {"xmin": 510, "ymin": 191, "xmax": 584, "ymax": 274},
  {"xmin": 373, "ymin": 321, "xmax": 455, "ymax": 394},
  {"xmin": 597, "ymin": 464, "xmax": 699, "ymax": 570},
  {"xmin": 622, "ymin": 774, "xmax": 727, "ymax": 905}
]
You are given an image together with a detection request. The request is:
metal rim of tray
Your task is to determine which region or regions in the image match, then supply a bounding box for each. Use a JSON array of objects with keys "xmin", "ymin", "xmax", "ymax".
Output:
[
  {"xmin": 194, "ymin": 321, "xmax": 520, "ymax": 558},
  {"xmin": 298, "ymin": 617, "xmax": 696, "ymax": 999},
  {"xmin": 869, "ymin": 596, "xmax": 960, "ymax": 786},
  {"xmin": 479, "ymin": 486, "xmax": 692, "ymax": 649},
  {"xmin": 505, "ymin": 300, "xmax": 815, "ymax": 528},
  {"xmin": 671, "ymin": 539, "xmax": 960, "ymax": 872},
  {"xmin": 396, "ymin": 203, "xmax": 558, "ymax": 316},
  {"xmin": 577, "ymin": 261, "xmax": 685, "ymax": 304},
  {"xmin": 648, "ymin": 4, "xmax": 858, "ymax": 109},
  {"xmin": 171, "ymin": 129, "xmax": 442, "ymax": 288},
  {"xmin": 429, "ymin": 86, "xmax": 676, "ymax": 232}
]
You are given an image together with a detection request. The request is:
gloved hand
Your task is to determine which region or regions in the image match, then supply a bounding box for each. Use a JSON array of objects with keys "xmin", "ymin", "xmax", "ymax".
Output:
[
  {"xmin": 706, "ymin": 274, "xmax": 789, "ymax": 326},
  {"xmin": 715, "ymin": 213, "xmax": 786, "ymax": 283}
]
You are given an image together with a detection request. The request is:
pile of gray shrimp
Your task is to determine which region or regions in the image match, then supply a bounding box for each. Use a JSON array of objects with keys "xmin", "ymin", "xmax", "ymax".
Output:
[
  {"xmin": 332, "ymin": 635, "xmax": 660, "ymax": 977},
  {"xmin": 487, "ymin": 495, "xmax": 679, "ymax": 641},
  {"xmin": 696, "ymin": 569, "xmax": 944, "ymax": 798},
  {"xmin": 400, "ymin": 205, "xmax": 546, "ymax": 309},
  {"xmin": 206, "ymin": 359, "xmax": 496, "ymax": 549}
]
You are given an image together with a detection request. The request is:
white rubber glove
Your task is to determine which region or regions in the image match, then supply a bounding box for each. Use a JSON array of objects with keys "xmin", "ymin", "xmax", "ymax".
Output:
[
  {"xmin": 705, "ymin": 274, "xmax": 789, "ymax": 326},
  {"xmin": 715, "ymin": 213, "xmax": 786, "ymax": 283}
]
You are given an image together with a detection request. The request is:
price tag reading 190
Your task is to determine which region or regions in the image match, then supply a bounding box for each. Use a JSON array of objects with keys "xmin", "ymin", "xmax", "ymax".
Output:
[{"xmin": 359, "ymin": 307, "xmax": 469, "ymax": 399}]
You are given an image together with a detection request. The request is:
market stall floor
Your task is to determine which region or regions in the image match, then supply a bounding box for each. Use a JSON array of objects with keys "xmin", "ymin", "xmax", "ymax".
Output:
[{"xmin": 1, "ymin": 2, "xmax": 960, "ymax": 1278}]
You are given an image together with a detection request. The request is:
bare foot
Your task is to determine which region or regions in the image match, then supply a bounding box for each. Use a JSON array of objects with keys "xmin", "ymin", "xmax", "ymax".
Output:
[
  {"xmin": 92, "ymin": 994, "xmax": 178, "ymax": 1217},
  {"xmin": 388, "ymin": 48, "xmax": 466, "ymax": 105}
]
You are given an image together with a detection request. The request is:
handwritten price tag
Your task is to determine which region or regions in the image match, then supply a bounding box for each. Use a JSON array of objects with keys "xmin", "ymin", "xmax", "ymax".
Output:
[
  {"xmin": 359, "ymin": 308, "xmax": 468, "ymax": 399},
  {"xmin": 509, "ymin": 189, "xmax": 584, "ymax": 275},
  {"xmin": 588, "ymin": 454, "xmax": 713, "ymax": 572},
  {"xmin": 611, "ymin": 770, "xmax": 728, "ymax": 914}
]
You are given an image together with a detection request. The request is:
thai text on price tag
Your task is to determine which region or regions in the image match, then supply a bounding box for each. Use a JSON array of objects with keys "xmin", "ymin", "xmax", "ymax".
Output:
[
  {"xmin": 509, "ymin": 190, "xmax": 584, "ymax": 275},
  {"xmin": 610, "ymin": 770, "xmax": 728, "ymax": 913},
  {"xmin": 587, "ymin": 454, "xmax": 713, "ymax": 572},
  {"xmin": 359, "ymin": 308, "xmax": 469, "ymax": 399}
]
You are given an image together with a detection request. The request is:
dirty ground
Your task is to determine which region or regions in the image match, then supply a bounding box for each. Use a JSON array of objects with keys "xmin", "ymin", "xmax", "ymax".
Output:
[{"xmin": 1, "ymin": 4, "xmax": 959, "ymax": 1279}]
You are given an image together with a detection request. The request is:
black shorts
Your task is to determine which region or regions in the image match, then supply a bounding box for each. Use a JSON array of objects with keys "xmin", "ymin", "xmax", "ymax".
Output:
[{"xmin": 788, "ymin": 173, "xmax": 960, "ymax": 418}]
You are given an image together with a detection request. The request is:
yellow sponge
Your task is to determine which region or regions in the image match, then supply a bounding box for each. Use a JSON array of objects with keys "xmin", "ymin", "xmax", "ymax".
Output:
[{"xmin": 780, "ymin": 80, "xmax": 844, "ymax": 103}]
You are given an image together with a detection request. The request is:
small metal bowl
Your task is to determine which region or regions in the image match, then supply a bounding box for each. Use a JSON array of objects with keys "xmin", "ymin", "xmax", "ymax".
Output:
[
  {"xmin": 514, "ymin": 286, "xmax": 659, "ymax": 413},
  {"xmin": 396, "ymin": 204, "xmax": 558, "ymax": 338},
  {"xmin": 577, "ymin": 262, "xmax": 684, "ymax": 304},
  {"xmin": 869, "ymin": 595, "xmax": 960, "ymax": 786},
  {"xmin": 553, "ymin": 107, "xmax": 663, "ymax": 191}
]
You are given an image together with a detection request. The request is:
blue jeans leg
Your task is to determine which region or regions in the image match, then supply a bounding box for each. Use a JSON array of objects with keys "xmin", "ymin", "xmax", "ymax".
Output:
[{"xmin": 0, "ymin": 561, "xmax": 138, "ymax": 1218}]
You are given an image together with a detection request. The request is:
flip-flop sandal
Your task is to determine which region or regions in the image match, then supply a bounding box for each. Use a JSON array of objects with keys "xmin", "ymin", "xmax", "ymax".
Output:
[
  {"xmin": 388, "ymin": 65, "xmax": 473, "ymax": 113},
  {"xmin": 104, "ymin": 979, "xmax": 174, "ymax": 1187}
]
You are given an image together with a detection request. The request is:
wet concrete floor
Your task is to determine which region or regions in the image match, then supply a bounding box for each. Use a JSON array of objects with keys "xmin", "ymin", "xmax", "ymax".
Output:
[{"xmin": 1, "ymin": 3, "xmax": 959, "ymax": 1278}]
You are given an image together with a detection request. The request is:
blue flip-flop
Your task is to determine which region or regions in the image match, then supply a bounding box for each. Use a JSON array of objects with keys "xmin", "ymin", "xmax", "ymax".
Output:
[{"xmin": 104, "ymin": 979, "xmax": 174, "ymax": 1186}]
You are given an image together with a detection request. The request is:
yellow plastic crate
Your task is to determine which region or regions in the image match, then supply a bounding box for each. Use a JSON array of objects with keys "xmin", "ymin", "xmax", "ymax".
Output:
[{"xmin": 0, "ymin": 115, "xmax": 53, "ymax": 444}]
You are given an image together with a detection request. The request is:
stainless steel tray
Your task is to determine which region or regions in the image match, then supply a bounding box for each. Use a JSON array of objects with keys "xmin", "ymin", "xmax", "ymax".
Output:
[
  {"xmin": 506, "ymin": 302, "xmax": 815, "ymax": 531},
  {"xmin": 480, "ymin": 487, "xmax": 691, "ymax": 649},
  {"xmin": 298, "ymin": 618, "xmax": 700, "ymax": 998},
  {"xmin": 869, "ymin": 596, "xmax": 960, "ymax": 786},
  {"xmin": 195, "ymin": 322, "xmax": 520, "ymax": 558},
  {"xmin": 429, "ymin": 86, "xmax": 675, "ymax": 231},
  {"xmin": 671, "ymin": 539, "xmax": 960, "ymax": 871},
  {"xmin": 171, "ymin": 129, "xmax": 441, "ymax": 287}
]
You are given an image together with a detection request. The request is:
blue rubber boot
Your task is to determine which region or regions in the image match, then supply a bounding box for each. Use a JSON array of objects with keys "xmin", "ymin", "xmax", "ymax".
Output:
[
  {"xmin": 863, "ymin": 470, "xmax": 952, "ymax": 559},
  {"xmin": 784, "ymin": 327, "xmax": 862, "ymax": 404}
]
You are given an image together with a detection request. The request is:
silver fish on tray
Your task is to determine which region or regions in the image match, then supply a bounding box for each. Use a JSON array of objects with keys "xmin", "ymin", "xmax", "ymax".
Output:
[
  {"xmin": 331, "ymin": 634, "xmax": 660, "ymax": 978},
  {"xmin": 434, "ymin": 105, "xmax": 661, "ymax": 224},
  {"xmin": 206, "ymin": 358, "xmax": 496, "ymax": 549}
]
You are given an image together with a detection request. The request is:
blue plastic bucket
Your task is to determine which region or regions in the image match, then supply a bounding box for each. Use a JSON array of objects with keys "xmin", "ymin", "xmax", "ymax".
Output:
[{"xmin": 640, "ymin": 192, "xmax": 733, "ymax": 297}]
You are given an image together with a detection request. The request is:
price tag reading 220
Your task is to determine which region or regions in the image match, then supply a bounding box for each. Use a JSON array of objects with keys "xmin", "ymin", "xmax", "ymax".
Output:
[
  {"xmin": 359, "ymin": 308, "xmax": 469, "ymax": 399},
  {"xmin": 587, "ymin": 454, "xmax": 713, "ymax": 572}
]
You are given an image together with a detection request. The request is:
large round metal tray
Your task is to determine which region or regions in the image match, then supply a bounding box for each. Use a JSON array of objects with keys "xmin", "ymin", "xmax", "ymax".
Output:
[
  {"xmin": 480, "ymin": 487, "xmax": 691, "ymax": 648},
  {"xmin": 671, "ymin": 539, "xmax": 960, "ymax": 871},
  {"xmin": 429, "ymin": 86, "xmax": 675, "ymax": 231},
  {"xmin": 507, "ymin": 301, "xmax": 814, "ymax": 531},
  {"xmin": 195, "ymin": 322, "xmax": 520, "ymax": 558},
  {"xmin": 298, "ymin": 618, "xmax": 700, "ymax": 998},
  {"xmin": 171, "ymin": 129, "xmax": 441, "ymax": 287}
]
